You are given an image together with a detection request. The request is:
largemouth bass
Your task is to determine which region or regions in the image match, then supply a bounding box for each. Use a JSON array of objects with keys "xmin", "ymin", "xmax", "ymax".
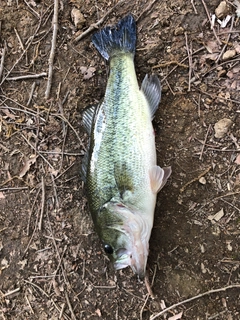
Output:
[{"xmin": 82, "ymin": 15, "xmax": 171, "ymax": 279}]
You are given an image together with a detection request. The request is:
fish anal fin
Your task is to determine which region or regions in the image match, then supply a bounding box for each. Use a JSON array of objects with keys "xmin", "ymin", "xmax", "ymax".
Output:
[
  {"xmin": 141, "ymin": 74, "xmax": 161, "ymax": 119},
  {"xmin": 150, "ymin": 165, "xmax": 172, "ymax": 193}
]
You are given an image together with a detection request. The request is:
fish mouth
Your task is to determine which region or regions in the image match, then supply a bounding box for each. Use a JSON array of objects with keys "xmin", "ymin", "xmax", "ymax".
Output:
[
  {"xmin": 130, "ymin": 246, "xmax": 148, "ymax": 279},
  {"xmin": 104, "ymin": 201, "xmax": 150, "ymax": 278},
  {"xmin": 114, "ymin": 251, "xmax": 131, "ymax": 270},
  {"xmin": 114, "ymin": 246, "xmax": 148, "ymax": 279}
]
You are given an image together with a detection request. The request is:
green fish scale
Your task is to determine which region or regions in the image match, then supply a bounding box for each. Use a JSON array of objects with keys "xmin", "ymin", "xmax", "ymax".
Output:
[{"xmin": 86, "ymin": 53, "xmax": 154, "ymax": 221}]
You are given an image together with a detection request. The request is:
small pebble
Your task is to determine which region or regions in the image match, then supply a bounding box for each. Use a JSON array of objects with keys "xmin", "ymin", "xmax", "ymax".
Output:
[
  {"xmin": 215, "ymin": 1, "xmax": 228, "ymax": 18},
  {"xmin": 71, "ymin": 8, "xmax": 85, "ymax": 29},
  {"xmin": 214, "ymin": 118, "xmax": 233, "ymax": 138},
  {"xmin": 174, "ymin": 27, "xmax": 184, "ymax": 35},
  {"xmin": 199, "ymin": 177, "xmax": 206, "ymax": 185}
]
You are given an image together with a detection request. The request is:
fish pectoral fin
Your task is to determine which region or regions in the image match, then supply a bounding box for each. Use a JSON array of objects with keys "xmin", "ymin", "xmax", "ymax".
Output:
[
  {"xmin": 141, "ymin": 74, "xmax": 161, "ymax": 119},
  {"xmin": 150, "ymin": 165, "xmax": 172, "ymax": 193}
]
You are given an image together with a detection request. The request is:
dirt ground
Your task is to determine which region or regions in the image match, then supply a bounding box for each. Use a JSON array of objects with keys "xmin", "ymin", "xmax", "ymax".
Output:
[{"xmin": 0, "ymin": 0, "xmax": 240, "ymax": 319}]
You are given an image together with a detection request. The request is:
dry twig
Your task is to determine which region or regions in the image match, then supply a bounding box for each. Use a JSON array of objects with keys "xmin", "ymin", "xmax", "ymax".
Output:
[
  {"xmin": 27, "ymin": 82, "xmax": 36, "ymax": 106},
  {"xmin": 45, "ymin": 0, "xmax": 59, "ymax": 99},
  {"xmin": 137, "ymin": 0, "xmax": 158, "ymax": 21},
  {"xmin": 0, "ymin": 41, "xmax": 6, "ymax": 82},
  {"xmin": 201, "ymin": 0, "xmax": 221, "ymax": 45},
  {"xmin": 180, "ymin": 166, "xmax": 211, "ymax": 193},
  {"xmin": 6, "ymin": 73, "xmax": 47, "ymax": 81},
  {"xmin": 199, "ymin": 124, "xmax": 211, "ymax": 161},
  {"xmin": 2, "ymin": 288, "xmax": 20, "ymax": 298},
  {"xmin": 150, "ymin": 283, "xmax": 240, "ymax": 320},
  {"xmin": 184, "ymin": 32, "xmax": 192, "ymax": 91},
  {"xmin": 73, "ymin": 0, "xmax": 126, "ymax": 43},
  {"xmin": 190, "ymin": 0, "xmax": 198, "ymax": 14},
  {"xmin": 216, "ymin": 15, "xmax": 235, "ymax": 63},
  {"xmin": 0, "ymin": 19, "xmax": 42, "ymax": 85},
  {"xmin": 38, "ymin": 176, "xmax": 45, "ymax": 231},
  {"xmin": 65, "ymin": 292, "xmax": 77, "ymax": 320}
]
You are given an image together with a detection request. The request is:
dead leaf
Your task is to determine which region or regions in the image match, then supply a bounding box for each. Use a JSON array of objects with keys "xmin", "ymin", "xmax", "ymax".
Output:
[
  {"xmin": 168, "ymin": 311, "xmax": 183, "ymax": 320},
  {"xmin": 19, "ymin": 155, "xmax": 38, "ymax": 178},
  {"xmin": 222, "ymin": 49, "xmax": 236, "ymax": 60},
  {"xmin": 235, "ymin": 154, "xmax": 240, "ymax": 165},
  {"xmin": 234, "ymin": 0, "xmax": 240, "ymax": 17},
  {"xmin": 0, "ymin": 192, "xmax": 5, "ymax": 199},
  {"xmin": 80, "ymin": 66, "xmax": 96, "ymax": 80},
  {"xmin": 205, "ymin": 40, "xmax": 220, "ymax": 53},
  {"xmin": 18, "ymin": 259, "xmax": 28, "ymax": 270},
  {"xmin": 2, "ymin": 108, "xmax": 17, "ymax": 120},
  {"xmin": 95, "ymin": 309, "xmax": 102, "ymax": 317},
  {"xmin": 208, "ymin": 208, "xmax": 224, "ymax": 222}
]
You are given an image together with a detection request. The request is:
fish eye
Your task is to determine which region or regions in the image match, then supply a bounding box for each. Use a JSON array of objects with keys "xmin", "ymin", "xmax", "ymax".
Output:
[{"xmin": 104, "ymin": 244, "xmax": 113, "ymax": 254}]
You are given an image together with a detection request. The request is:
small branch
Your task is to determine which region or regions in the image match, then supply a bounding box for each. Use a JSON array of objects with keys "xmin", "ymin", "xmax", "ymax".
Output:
[
  {"xmin": 201, "ymin": 0, "xmax": 221, "ymax": 45},
  {"xmin": 2, "ymin": 288, "xmax": 20, "ymax": 298},
  {"xmin": 23, "ymin": 0, "xmax": 40, "ymax": 19},
  {"xmin": 152, "ymin": 60, "xmax": 188, "ymax": 69},
  {"xmin": 73, "ymin": 0, "xmax": 126, "ymax": 43},
  {"xmin": 0, "ymin": 18, "xmax": 42, "ymax": 85},
  {"xmin": 137, "ymin": 0, "xmax": 158, "ymax": 21},
  {"xmin": 45, "ymin": 0, "xmax": 59, "ymax": 99},
  {"xmin": 27, "ymin": 81, "xmax": 36, "ymax": 106},
  {"xmin": 65, "ymin": 292, "xmax": 77, "ymax": 320},
  {"xmin": 6, "ymin": 72, "xmax": 47, "ymax": 81},
  {"xmin": 184, "ymin": 32, "xmax": 192, "ymax": 91},
  {"xmin": 180, "ymin": 166, "xmax": 211, "ymax": 193},
  {"xmin": 25, "ymin": 295, "xmax": 34, "ymax": 314},
  {"xmin": 24, "ymin": 280, "xmax": 50, "ymax": 298},
  {"xmin": 216, "ymin": 15, "xmax": 235, "ymax": 63},
  {"xmin": 14, "ymin": 27, "xmax": 25, "ymax": 51},
  {"xmin": 0, "ymin": 41, "xmax": 7, "ymax": 82},
  {"xmin": 38, "ymin": 176, "xmax": 45, "ymax": 231},
  {"xmin": 199, "ymin": 124, "xmax": 211, "ymax": 161},
  {"xmin": 191, "ymin": 0, "xmax": 198, "ymax": 14},
  {"xmin": 161, "ymin": 46, "xmax": 205, "ymax": 82},
  {"xmin": 150, "ymin": 284, "xmax": 240, "ymax": 320},
  {"xmin": 20, "ymin": 133, "xmax": 54, "ymax": 169}
]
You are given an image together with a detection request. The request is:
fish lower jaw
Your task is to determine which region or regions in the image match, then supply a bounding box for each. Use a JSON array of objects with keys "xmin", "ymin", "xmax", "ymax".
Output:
[{"xmin": 114, "ymin": 256, "xmax": 131, "ymax": 270}]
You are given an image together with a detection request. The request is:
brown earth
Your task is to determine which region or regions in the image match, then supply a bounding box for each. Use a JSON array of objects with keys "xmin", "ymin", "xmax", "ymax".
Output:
[{"xmin": 0, "ymin": 0, "xmax": 240, "ymax": 319}]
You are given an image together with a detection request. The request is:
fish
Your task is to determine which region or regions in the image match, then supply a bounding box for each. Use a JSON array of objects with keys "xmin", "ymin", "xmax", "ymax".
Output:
[{"xmin": 81, "ymin": 14, "xmax": 171, "ymax": 279}]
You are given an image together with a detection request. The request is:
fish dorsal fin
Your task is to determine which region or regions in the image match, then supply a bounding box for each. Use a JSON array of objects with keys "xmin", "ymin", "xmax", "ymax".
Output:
[
  {"xmin": 141, "ymin": 74, "xmax": 161, "ymax": 119},
  {"xmin": 150, "ymin": 165, "xmax": 172, "ymax": 193},
  {"xmin": 82, "ymin": 105, "xmax": 98, "ymax": 135}
]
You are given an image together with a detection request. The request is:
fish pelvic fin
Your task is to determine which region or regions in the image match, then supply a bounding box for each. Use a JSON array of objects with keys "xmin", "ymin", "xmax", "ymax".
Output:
[
  {"xmin": 92, "ymin": 14, "xmax": 136, "ymax": 61},
  {"xmin": 150, "ymin": 165, "xmax": 172, "ymax": 193},
  {"xmin": 141, "ymin": 74, "xmax": 161, "ymax": 119}
]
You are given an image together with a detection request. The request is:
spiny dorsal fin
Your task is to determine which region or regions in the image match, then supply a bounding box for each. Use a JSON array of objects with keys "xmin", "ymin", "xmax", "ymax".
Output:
[
  {"xmin": 149, "ymin": 165, "xmax": 172, "ymax": 193},
  {"xmin": 82, "ymin": 105, "xmax": 97, "ymax": 135},
  {"xmin": 141, "ymin": 74, "xmax": 161, "ymax": 119}
]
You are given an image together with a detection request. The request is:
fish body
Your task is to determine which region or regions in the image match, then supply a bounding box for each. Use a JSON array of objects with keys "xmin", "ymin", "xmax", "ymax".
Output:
[{"xmin": 82, "ymin": 15, "xmax": 171, "ymax": 278}]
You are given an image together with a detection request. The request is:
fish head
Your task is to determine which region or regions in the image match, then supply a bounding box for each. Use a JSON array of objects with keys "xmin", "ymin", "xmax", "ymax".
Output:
[{"xmin": 96, "ymin": 201, "xmax": 150, "ymax": 279}]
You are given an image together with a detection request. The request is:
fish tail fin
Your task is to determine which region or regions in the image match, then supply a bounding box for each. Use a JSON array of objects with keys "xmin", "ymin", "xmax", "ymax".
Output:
[{"xmin": 92, "ymin": 14, "xmax": 136, "ymax": 60}]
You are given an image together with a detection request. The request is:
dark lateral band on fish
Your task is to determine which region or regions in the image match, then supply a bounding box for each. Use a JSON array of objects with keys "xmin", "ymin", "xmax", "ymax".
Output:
[{"xmin": 81, "ymin": 14, "xmax": 172, "ymax": 279}]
